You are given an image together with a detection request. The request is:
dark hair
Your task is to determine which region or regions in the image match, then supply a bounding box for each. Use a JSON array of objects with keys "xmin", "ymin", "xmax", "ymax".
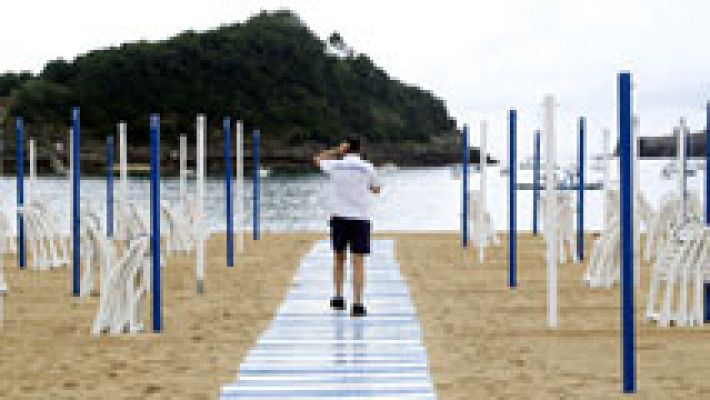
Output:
[{"xmin": 346, "ymin": 137, "xmax": 361, "ymax": 153}]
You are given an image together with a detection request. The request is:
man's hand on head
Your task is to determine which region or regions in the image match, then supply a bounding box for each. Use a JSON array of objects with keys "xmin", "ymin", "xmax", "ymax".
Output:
[{"xmin": 314, "ymin": 142, "xmax": 349, "ymax": 168}]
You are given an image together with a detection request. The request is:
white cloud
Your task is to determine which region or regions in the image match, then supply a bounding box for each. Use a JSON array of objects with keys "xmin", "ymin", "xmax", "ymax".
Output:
[{"xmin": 1, "ymin": 0, "xmax": 708, "ymax": 160}]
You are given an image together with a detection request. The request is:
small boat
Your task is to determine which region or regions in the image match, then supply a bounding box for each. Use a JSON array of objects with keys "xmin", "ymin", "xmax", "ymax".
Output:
[
  {"xmin": 519, "ymin": 157, "xmax": 535, "ymax": 170},
  {"xmin": 590, "ymin": 155, "xmax": 608, "ymax": 172},
  {"xmin": 517, "ymin": 169, "xmax": 603, "ymax": 191},
  {"xmin": 661, "ymin": 163, "xmax": 675, "ymax": 179},
  {"xmin": 378, "ymin": 163, "xmax": 399, "ymax": 174},
  {"xmin": 259, "ymin": 167, "xmax": 270, "ymax": 178},
  {"xmin": 516, "ymin": 182, "xmax": 604, "ymax": 191},
  {"xmin": 450, "ymin": 164, "xmax": 481, "ymax": 179},
  {"xmin": 661, "ymin": 162, "xmax": 697, "ymax": 180}
]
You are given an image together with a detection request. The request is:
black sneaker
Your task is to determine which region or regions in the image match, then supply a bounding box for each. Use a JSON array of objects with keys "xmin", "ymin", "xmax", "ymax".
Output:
[
  {"xmin": 330, "ymin": 296, "xmax": 346, "ymax": 311},
  {"xmin": 351, "ymin": 303, "xmax": 367, "ymax": 317}
]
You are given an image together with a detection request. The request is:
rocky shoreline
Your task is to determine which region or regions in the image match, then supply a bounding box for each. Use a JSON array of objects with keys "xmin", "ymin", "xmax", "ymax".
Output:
[{"xmin": 0, "ymin": 131, "xmax": 495, "ymax": 175}]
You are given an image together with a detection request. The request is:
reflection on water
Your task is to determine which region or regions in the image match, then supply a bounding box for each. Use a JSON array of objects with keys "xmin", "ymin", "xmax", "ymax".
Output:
[{"xmin": 0, "ymin": 161, "xmax": 702, "ymax": 233}]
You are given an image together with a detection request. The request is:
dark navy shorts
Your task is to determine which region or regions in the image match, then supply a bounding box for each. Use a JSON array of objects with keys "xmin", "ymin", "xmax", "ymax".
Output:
[{"xmin": 329, "ymin": 216, "xmax": 371, "ymax": 255}]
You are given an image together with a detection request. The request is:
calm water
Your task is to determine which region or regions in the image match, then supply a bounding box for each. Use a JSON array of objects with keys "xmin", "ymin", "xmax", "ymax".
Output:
[{"xmin": 0, "ymin": 161, "xmax": 702, "ymax": 234}]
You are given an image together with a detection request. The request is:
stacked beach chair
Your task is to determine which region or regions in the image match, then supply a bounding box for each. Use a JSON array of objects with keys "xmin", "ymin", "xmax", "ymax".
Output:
[
  {"xmin": 645, "ymin": 194, "xmax": 710, "ymax": 327},
  {"xmin": 583, "ymin": 190, "xmax": 652, "ymax": 288}
]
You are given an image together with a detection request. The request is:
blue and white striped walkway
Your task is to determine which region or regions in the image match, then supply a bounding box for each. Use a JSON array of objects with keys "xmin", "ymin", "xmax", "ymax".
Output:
[{"xmin": 220, "ymin": 239, "xmax": 437, "ymax": 399}]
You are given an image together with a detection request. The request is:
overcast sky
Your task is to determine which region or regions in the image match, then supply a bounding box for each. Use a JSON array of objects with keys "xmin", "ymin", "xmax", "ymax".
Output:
[{"xmin": 1, "ymin": 0, "xmax": 708, "ymax": 159}]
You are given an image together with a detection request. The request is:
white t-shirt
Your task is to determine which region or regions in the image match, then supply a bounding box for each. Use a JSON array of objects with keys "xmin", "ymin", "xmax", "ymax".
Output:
[{"xmin": 319, "ymin": 154, "xmax": 380, "ymax": 221}]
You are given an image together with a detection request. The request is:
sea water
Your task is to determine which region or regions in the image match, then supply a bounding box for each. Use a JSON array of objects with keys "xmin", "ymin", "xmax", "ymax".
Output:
[{"xmin": 0, "ymin": 160, "xmax": 702, "ymax": 233}]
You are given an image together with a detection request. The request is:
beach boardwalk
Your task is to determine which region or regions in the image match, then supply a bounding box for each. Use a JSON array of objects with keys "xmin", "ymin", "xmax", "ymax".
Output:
[{"xmin": 220, "ymin": 239, "xmax": 436, "ymax": 399}]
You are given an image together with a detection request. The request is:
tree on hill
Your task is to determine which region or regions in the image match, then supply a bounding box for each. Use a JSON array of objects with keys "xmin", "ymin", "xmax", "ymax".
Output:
[
  {"xmin": 1, "ymin": 10, "xmax": 455, "ymax": 146},
  {"xmin": 0, "ymin": 71, "xmax": 34, "ymax": 98}
]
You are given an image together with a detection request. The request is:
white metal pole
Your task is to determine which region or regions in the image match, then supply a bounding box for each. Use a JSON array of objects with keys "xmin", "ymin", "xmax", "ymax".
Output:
[
  {"xmin": 28, "ymin": 139, "xmax": 35, "ymax": 205},
  {"xmin": 236, "ymin": 120, "xmax": 244, "ymax": 254},
  {"xmin": 682, "ymin": 118, "xmax": 690, "ymax": 219},
  {"xmin": 602, "ymin": 128, "xmax": 610, "ymax": 233},
  {"xmin": 119, "ymin": 122, "xmax": 128, "ymax": 239},
  {"xmin": 196, "ymin": 114, "xmax": 205, "ymax": 293},
  {"xmin": 479, "ymin": 120, "xmax": 488, "ymax": 263},
  {"xmin": 632, "ymin": 116, "xmax": 640, "ymax": 286},
  {"xmin": 179, "ymin": 134, "xmax": 187, "ymax": 209},
  {"xmin": 505, "ymin": 119, "xmax": 509, "ymax": 173},
  {"xmin": 678, "ymin": 119, "xmax": 687, "ymax": 218},
  {"xmin": 544, "ymin": 94, "xmax": 558, "ymax": 328}
]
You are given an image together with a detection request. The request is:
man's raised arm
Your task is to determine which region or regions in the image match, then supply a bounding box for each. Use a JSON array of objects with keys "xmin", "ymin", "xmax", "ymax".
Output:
[{"xmin": 313, "ymin": 142, "xmax": 348, "ymax": 169}]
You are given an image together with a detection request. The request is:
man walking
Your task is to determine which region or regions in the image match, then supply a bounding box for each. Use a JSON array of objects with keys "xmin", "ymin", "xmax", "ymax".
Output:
[{"xmin": 313, "ymin": 137, "xmax": 380, "ymax": 317}]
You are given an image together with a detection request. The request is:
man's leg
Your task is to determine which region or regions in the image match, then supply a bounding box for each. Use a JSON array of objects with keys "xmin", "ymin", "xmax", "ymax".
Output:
[
  {"xmin": 350, "ymin": 220, "xmax": 370, "ymax": 317},
  {"xmin": 334, "ymin": 251, "xmax": 346, "ymax": 298},
  {"xmin": 352, "ymin": 253, "xmax": 365, "ymax": 304},
  {"xmin": 330, "ymin": 217, "xmax": 347, "ymax": 310}
]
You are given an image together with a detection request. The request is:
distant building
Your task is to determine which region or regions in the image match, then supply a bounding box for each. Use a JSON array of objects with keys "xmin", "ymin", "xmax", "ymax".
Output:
[{"xmin": 637, "ymin": 130, "xmax": 708, "ymax": 158}]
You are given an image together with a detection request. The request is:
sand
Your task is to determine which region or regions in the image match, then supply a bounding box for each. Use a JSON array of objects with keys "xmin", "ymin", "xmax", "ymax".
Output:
[
  {"xmin": 395, "ymin": 232, "xmax": 710, "ymax": 399},
  {"xmin": 0, "ymin": 233, "xmax": 320, "ymax": 399},
  {"xmin": 2, "ymin": 231, "xmax": 710, "ymax": 399}
]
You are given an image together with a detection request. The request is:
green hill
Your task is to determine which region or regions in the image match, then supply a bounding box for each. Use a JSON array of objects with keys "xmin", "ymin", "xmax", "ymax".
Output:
[{"xmin": 0, "ymin": 10, "xmax": 455, "ymax": 150}]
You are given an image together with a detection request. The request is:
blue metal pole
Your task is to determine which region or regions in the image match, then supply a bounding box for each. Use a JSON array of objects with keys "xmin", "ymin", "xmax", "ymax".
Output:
[
  {"xmin": 705, "ymin": 101, "xmax": 710, "ymax": 323},
  {"xmin": 72, "ymin": 107, "xmax": 80, "ymax": 296},
  {"xmin": 706, "ymin": 101, "xmax": 710, "ymax": 226},
  {"xmin": 252, "ymin": 129, "xmax": 260, "ymax": 241},
  {"xmin": 533, "ymin": 130, "xmax": 540, "ymax": 236},
  {"xmin": 619, "ymin": 72, "xmax": 636, "ymax": 393},
  {"xmin": 16, "ymin": 117, "xmax": 24, "ymax": 269},
  {"xmin": 577, "ymin": 117, "xmax": 585, "ymax": 261},
  {"xmin": 462, "ymin": 125, "xmax": 469, "ymax": 247},
  {"xmin": 150, "ymin": 114, "xmax": 162, "ymax": 332},
  {"xmin": 509, "ymin": 110, "xmax": 517, "ymax": 288},
  {"xmin": 106, "ymin": 136, "xmax": 114, "ymax": 238},
  {"xmin": 224, "ymin": 117, "xmax": 233, "ymax": 267}
]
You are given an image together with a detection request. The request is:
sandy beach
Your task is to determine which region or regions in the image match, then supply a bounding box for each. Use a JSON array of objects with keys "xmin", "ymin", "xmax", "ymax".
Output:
[
  {"xmin": 2, "ymin": 232, "xmax": 710, "ymax": 399},
  {"xmin": 396, "ymin": 232, "xmax": 710, "ymax": 399},
  {"xmin": 0, "ymin": 233, "xmax": 320, "ymax": 399}
]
